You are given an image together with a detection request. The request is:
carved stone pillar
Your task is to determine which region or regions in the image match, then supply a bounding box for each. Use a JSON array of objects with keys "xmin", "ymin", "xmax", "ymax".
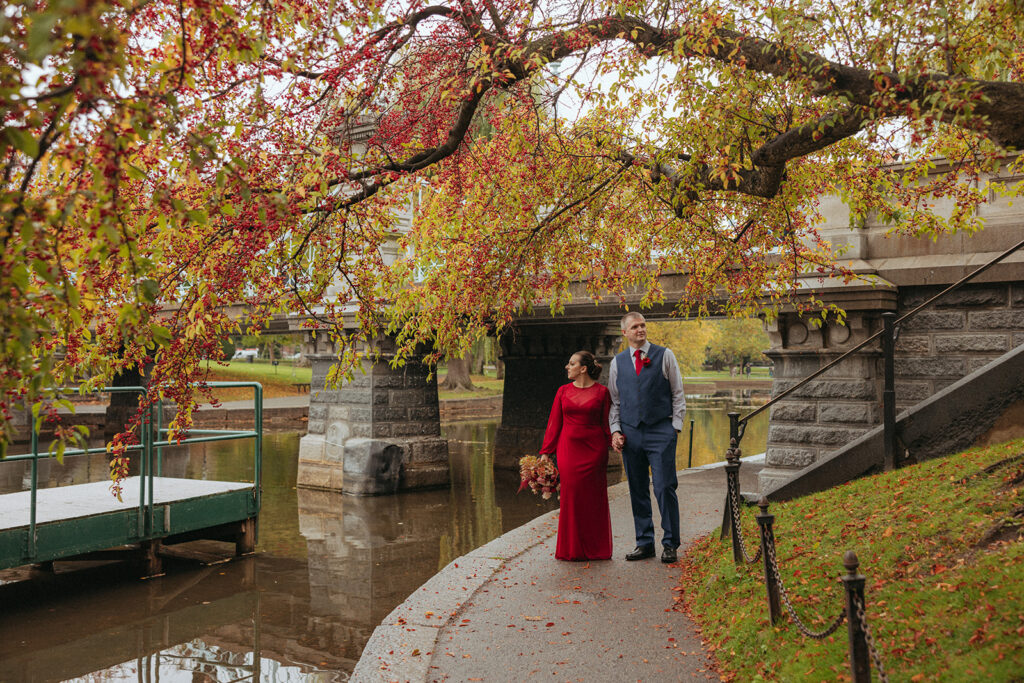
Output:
[
  {"xmin": 493, "ymin": 322, "xmax": 620, "ymax": 469},
  {"xmin": 297, "ymin": 335, "xmax": 448, "ymax": 495},
  {"xmin": 759, "ymin": 311, "xmax": 885, "ymax": 492}
]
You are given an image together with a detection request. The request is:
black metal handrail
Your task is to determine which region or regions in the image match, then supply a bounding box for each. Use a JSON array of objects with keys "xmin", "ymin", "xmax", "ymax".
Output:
[
  {"xmin": 716, "ymin": 231, "xmax": 1024, "ymax": 683},
  {"xmin": 728, "ymin": 233, "xmax": 1024, "ymax": 466}
]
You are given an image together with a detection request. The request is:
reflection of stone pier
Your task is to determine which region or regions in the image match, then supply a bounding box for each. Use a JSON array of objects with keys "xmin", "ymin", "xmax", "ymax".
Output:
[
  {"xmin": 297, "ymin": 335, "xmax": 449, "ymax": 494},
  {"xmin": 297, "ymin": 488, "xmax": 444, "ymax": 663}
]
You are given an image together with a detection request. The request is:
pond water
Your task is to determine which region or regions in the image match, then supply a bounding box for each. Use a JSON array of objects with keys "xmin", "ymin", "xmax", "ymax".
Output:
[
  {"xmin": 674, "ymin": 393, "xmax": 768, "ymax": 468},
  {"xmin": 0, "ymin": 399, "xmax": 765, "ymax": 682}
]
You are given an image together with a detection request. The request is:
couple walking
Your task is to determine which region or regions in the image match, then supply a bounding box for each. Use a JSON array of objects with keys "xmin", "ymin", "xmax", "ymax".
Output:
[{"xmin": 539, "ymin": 312, "xmax": 687, "ymax": 563}]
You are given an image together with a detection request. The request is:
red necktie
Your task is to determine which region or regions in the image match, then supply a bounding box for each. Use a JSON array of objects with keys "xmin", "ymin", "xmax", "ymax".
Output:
[{"xmin": 634, "ymin": 349, "xmax": 643, "ymax": 375}]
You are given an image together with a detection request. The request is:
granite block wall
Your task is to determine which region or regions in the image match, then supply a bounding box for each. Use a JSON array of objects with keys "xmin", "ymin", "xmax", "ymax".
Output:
[
  {"xmin": 760, "ymin": 281, "xmax": 1024, "ymax": 492},
  {"xmin": 297, "ymin": 335, "xmax": 449, "ymax": 494}
]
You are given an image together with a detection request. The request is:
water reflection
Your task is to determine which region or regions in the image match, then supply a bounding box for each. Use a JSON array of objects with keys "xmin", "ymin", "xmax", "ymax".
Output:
[
  {"xmin": 679, "ymin": 397, "xmax": 769, "ymax": 468},
  {"xmin": 0, "ymin": 404, "xmax": 765, "ymax": 681},
  {"xmin": 0, "ymin": 423, "xmax": 557, "ymax": 682}
]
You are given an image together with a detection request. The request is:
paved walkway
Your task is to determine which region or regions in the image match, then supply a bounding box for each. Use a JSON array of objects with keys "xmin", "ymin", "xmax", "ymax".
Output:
[{"xmin": 354, "ymin": 458, "xmax": 764, "ymax": 682}]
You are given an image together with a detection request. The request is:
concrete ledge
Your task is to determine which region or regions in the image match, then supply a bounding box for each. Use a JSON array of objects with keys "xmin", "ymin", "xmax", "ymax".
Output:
[
  {"xmin": 439, "ymin": 395, "xmax": 503, "ymax": 421},
  {"xmin": 692, "ymin": 452, "xmax": 766, "ymax": 471},
  {"xmin": 23, "ymin": 394, "xmax": 504, "ymax": 443},
  {"xmin": 9, "ymin": 413, "xmax": 107, "ymax": 444},
  {"xmin": 766, "ymin": 343, "xmax": 1024, "ymax": 501}
]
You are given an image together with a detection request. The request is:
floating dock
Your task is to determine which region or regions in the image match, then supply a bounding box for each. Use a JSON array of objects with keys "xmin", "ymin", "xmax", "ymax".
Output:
[{"xmin": 0, "ymin": 383, "xmax": 263, "ymax": 576}]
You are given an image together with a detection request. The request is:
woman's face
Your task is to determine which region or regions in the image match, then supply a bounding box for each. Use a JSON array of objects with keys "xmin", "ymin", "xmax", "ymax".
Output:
[{"xmin": 566, "ymin": 354, "xmax": 585, "ymax": 380}]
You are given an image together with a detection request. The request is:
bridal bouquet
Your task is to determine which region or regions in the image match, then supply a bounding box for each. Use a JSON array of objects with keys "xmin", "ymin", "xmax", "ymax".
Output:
[{"xmin": 517, "ymin": 455, "xmax": 560, "ymax": 499}]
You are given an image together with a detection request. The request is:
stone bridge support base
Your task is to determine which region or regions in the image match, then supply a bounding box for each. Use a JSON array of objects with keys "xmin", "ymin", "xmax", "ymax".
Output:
[
  {"xmin": 493, "ymin": 323, "xmax": 620, "ymax": 470},
  {"xmin": 759, "ymin": 281, "xmax": 1024, "ymax": 493},
  {"xmin": 297, "ymin": 337, "xmax": 448, "ymax": 495},
  {"xmin": 759, "ymin": 312, "xmax": 885, "ymax": 493}
]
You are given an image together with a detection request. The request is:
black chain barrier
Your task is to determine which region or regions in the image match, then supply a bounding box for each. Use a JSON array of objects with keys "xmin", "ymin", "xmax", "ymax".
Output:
[
  {"xmin": 763, "ymin": 516, "xmax": 847, "ymax": 639},
  {"xmin": 853, "ymin": 594, "xmax": 890, "ymax": 683},
  {"xmin": 725, "ymin": 447, "xmax": 762, "ymax": 564},
  {"xmin": 722, "ymin": 453, "xmax": 891, "ymax": 682}
]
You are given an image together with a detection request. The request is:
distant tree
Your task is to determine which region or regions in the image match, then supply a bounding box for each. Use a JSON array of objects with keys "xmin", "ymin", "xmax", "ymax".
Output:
[
  {"xmin": 470, "ymin": 338, "xmax": 488, "ymax": 375},
  {"xmin": 705, "ymin": 319, "xmax": 769, "ymax": 370},
  {"xmin": 219, "ymin": 338, "xmax": 236, "ymax": 362},
  {"xmin": 645, "ymin": 320, "xmax": 717, "ymax": 375},
  {"xmin": 440, "ymin": 356, "xmax": 476, "ymax": 391}
]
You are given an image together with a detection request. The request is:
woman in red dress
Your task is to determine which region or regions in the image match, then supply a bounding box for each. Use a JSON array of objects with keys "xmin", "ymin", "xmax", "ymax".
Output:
[{"xmin": 539, "ymin": 351, "xmax": 613, "ymax": 561}]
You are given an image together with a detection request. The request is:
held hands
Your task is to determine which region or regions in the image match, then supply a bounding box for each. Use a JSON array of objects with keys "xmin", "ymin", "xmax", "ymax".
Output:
[{"xmin": 611, "ymin": 432, "xmax": 625, "ymax": 453}]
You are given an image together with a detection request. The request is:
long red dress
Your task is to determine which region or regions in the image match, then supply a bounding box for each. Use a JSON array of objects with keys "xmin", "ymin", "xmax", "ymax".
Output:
[{"xmin": 540, "ymin": 382, "xmax": 613, "ymax": 561}]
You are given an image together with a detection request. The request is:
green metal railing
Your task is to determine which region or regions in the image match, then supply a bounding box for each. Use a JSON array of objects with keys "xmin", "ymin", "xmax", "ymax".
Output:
[{"xmin": 5, "ymin": 382, "xmax": 263, "ymax": 564}]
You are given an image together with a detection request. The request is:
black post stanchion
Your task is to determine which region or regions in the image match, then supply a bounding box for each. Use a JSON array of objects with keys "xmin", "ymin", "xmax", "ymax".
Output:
[
  {"xmin": 687, "ymin": 419, "xmax": 695, "ymax": 469},
  {"xmin": 882, "ymin": 312, "xmax": 896, "ymax": 471},
  {"xmin": 720, "ymin": 453, "xmax": 733, "ymax": 542},
  {"xmin": 722, "ymin": 412, "xmax": 744, "ymax": 562},
  {"xmin": 842, "ymin": 550, "xmax": 872, "ymax": 683},
  {"xmin": 756, "ymin": 497, "xmax": 781, "ymax": 624},
  {"xmin": 722, "ymin": 451, "xmax": 741, "ymax": 560}
]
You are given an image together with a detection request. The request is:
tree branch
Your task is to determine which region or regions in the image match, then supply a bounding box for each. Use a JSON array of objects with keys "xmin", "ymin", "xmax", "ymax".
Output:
[
  {"xmin": 293, "ymin": 4, "xmax": 1024, "ymax": 253},
  {"xmin": 590, "ymin": 15, "xmax": 1024, "ymax": 149}
]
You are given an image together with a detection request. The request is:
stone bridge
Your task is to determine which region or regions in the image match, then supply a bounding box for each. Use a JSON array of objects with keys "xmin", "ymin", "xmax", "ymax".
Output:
[{"xmin": 296, "ymin": 158, "xmax": 1024, "ymax": 495}]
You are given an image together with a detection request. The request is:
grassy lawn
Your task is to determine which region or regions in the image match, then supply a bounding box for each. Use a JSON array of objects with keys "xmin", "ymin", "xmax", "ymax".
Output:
[
  {"xmin": 201, "ymin": 360, "xmax": 312, "ymax": 401},
  {"xmin": 437, "ymin": 374, "xmax": 503, "ymax": 400},
  {"xmin": 198, "ymin": 360, "xmax": 503, "ymax": 401},
  {"xmin": 216, "ymin": 359, "xmax": 312, "ymax": 382},
  {"xmin": 679, "ymin": 438, "xmax": 1024, "ymax": 681}
]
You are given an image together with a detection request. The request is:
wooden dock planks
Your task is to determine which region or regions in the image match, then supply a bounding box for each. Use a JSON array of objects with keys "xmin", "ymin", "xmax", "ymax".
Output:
[
  {"xmin": 0, "ymin": 476, "xmax": 258, "ymax": 572},
  {"xmin": 0, "ymin": 477, "xmax": 250, "ymax": 530}
]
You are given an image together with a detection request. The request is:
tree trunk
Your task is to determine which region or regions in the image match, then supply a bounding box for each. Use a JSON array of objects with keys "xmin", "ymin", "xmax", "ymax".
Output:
[
  {"xmin": 471, "ymin": 347, "xmax": 486, "ymax": 374},
  {"xmin": 439, "ymin": 357, "xmax": 476, "ymax": 391},
  {"xmin": 495, "ymin": 358, "xmax": 504, "ymax": 380}
]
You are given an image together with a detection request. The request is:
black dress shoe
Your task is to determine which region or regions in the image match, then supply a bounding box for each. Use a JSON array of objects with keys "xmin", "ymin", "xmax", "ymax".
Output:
[
  {"xmin": 661, "ymin": 547, "xmax": 678, "ymax": 564},
  {"xmin": 625, "ymin": 545, "xmax": 656, "ymax": 561}
]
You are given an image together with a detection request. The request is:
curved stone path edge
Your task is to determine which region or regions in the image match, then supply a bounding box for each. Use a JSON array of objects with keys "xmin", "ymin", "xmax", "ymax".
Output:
[
  {"xmin": 351, "ymin": 495, "xmax": 568, "ymax": 682},
  {"xmin": 353, "ymin": 458, "xmax": 764, "ymax": 682}
]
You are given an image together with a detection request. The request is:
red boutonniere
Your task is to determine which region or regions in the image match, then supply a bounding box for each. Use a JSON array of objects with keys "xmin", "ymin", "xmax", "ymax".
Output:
[{"xmin": 640, "ymin": 352, "xmax": 652, "ymax": 367}]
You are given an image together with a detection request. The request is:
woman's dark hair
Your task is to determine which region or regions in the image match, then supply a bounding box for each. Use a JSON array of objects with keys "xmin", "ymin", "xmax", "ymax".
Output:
[{"xmin": 574, "ymin": 350, "xmax": 602, "ymax": 380}]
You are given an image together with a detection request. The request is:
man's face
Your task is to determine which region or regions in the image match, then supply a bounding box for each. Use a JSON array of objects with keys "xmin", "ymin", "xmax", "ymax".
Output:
[{"xmin": 622, "ymin": 316, "xmax": 647, "ymax": 348}]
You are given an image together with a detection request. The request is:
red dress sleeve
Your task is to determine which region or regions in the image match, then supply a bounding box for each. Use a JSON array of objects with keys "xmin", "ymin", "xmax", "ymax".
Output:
[
  {"xmin": 600, "ymin": 384, "xmax": 612, "ymax": 448},
  {"xmin": 539, "ymin": 385, "xmax": 565, "ymax": 456}
]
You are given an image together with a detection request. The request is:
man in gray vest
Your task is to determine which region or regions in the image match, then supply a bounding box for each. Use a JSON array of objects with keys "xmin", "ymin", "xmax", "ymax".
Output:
[{"xmin": 609, "ymin": 312, "xmax": 686, "ymax": 563}]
